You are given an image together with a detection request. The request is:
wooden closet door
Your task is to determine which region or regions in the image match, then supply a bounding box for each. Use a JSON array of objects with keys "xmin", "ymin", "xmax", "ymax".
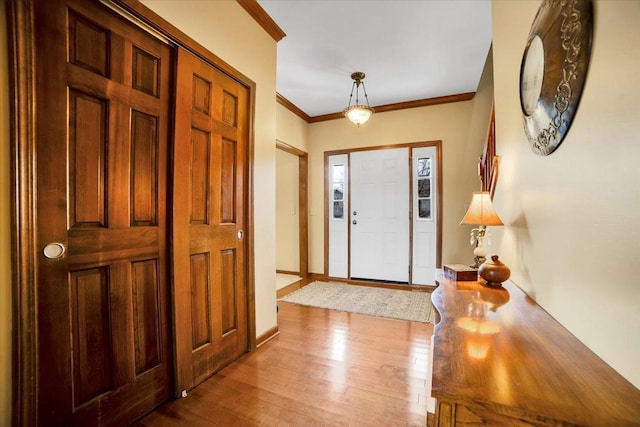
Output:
[
  {"xmin": 172, "ymin": 48, "xmax": 250, "ymax": 393},
  {"xmin": 33, "ymin": 0, "xmax": 173, "ymax": 423}
]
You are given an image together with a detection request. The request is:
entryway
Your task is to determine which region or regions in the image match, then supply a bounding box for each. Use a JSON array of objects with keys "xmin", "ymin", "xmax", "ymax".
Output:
[{"xmin": 326, "ymin": 143, "xmax": 441, "ymax": 285}]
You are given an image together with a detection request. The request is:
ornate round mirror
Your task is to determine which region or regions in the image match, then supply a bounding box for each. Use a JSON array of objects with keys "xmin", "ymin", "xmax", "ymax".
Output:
[{"xmin": 520, "ymin": 0, "xmax": 593, "ymax": 156}]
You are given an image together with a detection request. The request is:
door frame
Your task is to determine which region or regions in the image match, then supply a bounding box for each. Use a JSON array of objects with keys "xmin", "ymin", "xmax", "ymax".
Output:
[
  {"xmin": 8, "ymin": 1, "xmax": 257, "ymax": 423},
  {"xmin": 323, "ymin": 141, "xmax": 443, "ymax": 283},
  {"xmin": 275, "ymin": 140, "xmax": 309, "ymax": 278}
]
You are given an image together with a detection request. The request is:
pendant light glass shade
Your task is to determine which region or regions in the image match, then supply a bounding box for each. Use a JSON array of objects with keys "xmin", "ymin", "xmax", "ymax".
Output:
[
  {"xmin": 343, "ymin": 105, "xmax": 373, "ymax": 126},
  {"xmin": 343, "ymin": 72, "xmax": 374, "ymax": 127}
]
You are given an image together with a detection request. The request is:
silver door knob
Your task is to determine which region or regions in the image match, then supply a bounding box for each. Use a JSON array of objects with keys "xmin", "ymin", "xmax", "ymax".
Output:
[
  {"xmin": 352, "ymin": 220, "xmax": 357, "ymax": 225},
  {"xmin": 237, "ymin": 230, "xmax": 244, "ymax": 240},
  {"xmin": 353, "ymin": 211, "xmax": 358, "ymax": 216},
  {"xmin": 43, "ymin": 242, "xmax": 66, "ymax": 259}
]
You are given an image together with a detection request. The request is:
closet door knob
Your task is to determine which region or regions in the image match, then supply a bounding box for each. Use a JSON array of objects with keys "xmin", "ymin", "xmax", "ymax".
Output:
[{"xmin": 43, "ymin": 242, "xmax": 66, "ymax": 259}]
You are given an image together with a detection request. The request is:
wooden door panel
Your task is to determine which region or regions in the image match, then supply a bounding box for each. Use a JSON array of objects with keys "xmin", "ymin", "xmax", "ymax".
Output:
[
  {"xmin": 107, "ymin": 262, "xmax": 136, "ymax": 388},
  {"xmin": 221, "ymin": 248, "xmax": 238, "ymax": 334},
  {"xmin": 193, "ymin": 74, "xmax": 212, "ymax": 114},
  {"xmin": 221, "ymin": 139, "xmax": 237, "ymax": 223},
  {"xmin": 222, "ymin": 91, "xmax": 239, "ymax": 126},
  {"xmin": 34, "ymin": 0, "xmax": 173, "ymax": 423},
  {"xmin": 68, "ymin": 9, "xmax": 109, "ymax": 77},
  {"xmin": 190, "ymin": 252, "xmax": 212, "ymax": 349},
  {"xmin": 68, "ymin": 89, "xmax": 108, "ymax": 228},
  {"xmin": 132, "ymin": 259, "xmax": 163, "ymax": 374},
  {"xmin": 190, "ymin": 129, "xmax": 211, "ymax": 224},
  {"xmin": 70, "ymin": 267, "xmax": 113, "ymax": 405},
  {"xmin": 131, "ymin": 110, "xmax": 159, "ymax": 226},
  {"xmin": 132, "ymin": 46, "xmax": 160, "ymax": 97},
  {"xmin": 173, "ymin": 47, "xmax": 249, "ymax": 393}
]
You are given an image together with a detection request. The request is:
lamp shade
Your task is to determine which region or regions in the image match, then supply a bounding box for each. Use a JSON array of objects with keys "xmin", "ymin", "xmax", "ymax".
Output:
[{"xmin": 460, "ymin": 191, "xmax": 503, "ymax": 226}]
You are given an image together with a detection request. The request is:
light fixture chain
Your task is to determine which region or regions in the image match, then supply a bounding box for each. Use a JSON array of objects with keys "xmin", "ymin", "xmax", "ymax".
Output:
[
  {"xmin": 361, "ymin": 82, "xmax": 371, "ymax": 107},
  {"xmin": 348, "ymin": 81, "xmax": 357, "ymax": 108}
]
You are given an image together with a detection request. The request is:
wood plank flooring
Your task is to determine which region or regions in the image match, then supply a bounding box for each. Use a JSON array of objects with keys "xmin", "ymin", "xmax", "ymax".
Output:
[{"xmin": 135, "ymin": 280, "xmax": 434, "ymax": 426}]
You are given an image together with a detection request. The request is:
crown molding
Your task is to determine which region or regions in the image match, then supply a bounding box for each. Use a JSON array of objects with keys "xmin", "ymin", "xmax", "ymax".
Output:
[
  {"xmin": 276, "ymin": 93, "xmax": 311, "ymax": 122},
  {"xmin": 236, "ymin": 0, "xmax": 286, "ymax": 42},
  {"xmin": 278, "ymin": 92, "xmax": 476, "ymax": 124}
]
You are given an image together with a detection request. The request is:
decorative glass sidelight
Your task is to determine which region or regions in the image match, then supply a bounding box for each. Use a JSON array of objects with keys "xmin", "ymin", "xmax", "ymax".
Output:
[
  {"xmin": 417, "ymin": 157, "xmax": 432, "ymax": 219},
  {"xmin": 332, "ymin": 165, "xmax": 345, "ymax": 219}
]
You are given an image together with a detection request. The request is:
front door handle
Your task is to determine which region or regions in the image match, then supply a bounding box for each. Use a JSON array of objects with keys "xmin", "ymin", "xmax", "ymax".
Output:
[{"xmin": 237, "ymin": 230, "xmax": 244, "ymax": 240}]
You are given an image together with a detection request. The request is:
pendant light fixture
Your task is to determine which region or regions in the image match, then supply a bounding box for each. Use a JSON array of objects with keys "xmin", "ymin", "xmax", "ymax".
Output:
[{"xmin": 343, "ymin": 72, "xmax": 374, "ymax": 127}]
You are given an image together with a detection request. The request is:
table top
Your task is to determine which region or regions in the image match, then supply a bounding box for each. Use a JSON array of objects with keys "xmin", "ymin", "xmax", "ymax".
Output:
[{"xmin": 431, "ymin": 278, "xmax": 640, "ymax": 425}]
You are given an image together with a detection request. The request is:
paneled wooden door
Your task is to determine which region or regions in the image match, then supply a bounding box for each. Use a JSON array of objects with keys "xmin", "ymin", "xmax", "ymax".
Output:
[
  {"xmin": 31, "ymin": 0, "xmax": 174, "ymax": 424},
  {"xmin": 172, "ymin": 48, "xmax": 250, "ymax": 393}
]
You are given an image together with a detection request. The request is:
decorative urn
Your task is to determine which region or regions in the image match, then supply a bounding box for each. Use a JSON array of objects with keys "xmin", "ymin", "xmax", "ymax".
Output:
[{"xmin": 479, "ymin": 255, "xmax": 511, "ymax": 287}]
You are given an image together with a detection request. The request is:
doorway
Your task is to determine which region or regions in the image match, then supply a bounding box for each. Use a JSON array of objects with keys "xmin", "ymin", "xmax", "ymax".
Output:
[
  {"xmin": 275, "ymin": 140, "xmax": 308, "ymax": 282},
  {"xmin": 325, "ymin": 142, "xmax": 442, "ymax": 285}
]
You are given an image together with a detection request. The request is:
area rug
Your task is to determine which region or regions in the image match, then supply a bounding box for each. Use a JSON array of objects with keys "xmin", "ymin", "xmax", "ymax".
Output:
[{"xmin": 278, "ymin": 281, "xmax": 436, "ymax": 323}]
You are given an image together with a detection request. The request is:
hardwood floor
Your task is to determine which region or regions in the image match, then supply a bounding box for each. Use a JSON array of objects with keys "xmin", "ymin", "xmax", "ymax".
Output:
[{"xmin": 136, "ymin": 280, "xmax": 434, "ymax": 426}]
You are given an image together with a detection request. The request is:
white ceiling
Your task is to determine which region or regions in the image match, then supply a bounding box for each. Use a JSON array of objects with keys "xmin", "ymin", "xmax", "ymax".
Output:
[{"xmin": 257, "ymin": 0, "xmax": 493, "ymax": 118}]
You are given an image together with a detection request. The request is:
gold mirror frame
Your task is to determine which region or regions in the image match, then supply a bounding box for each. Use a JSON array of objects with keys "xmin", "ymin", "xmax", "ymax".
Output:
[{"xmin": 519, "ymin": 0, "xmax": 593, "ymax": 156}]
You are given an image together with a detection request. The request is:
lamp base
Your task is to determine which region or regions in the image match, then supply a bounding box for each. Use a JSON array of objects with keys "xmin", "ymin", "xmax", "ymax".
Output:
[
  {"xmin": 470, "ymin": 227, "xmax": 488, "ymax": 269},
  {"xmin": 470, "ymin": 255, "xmax": 486, "ymax": 269}
]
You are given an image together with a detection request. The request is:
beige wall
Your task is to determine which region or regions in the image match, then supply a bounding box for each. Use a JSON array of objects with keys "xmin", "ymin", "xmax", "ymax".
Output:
[
  {"xmin": 492, "ymin": 0, "xmax": 640, "ymax": 388},
  {"xmin": 276, "ymin": 102, "xmax": 309, "ymax": 152},
  {"xmin": 275, "ymin": 149, "xmax": 299, "ymax": 273},
  {"xmin": 141, "ymin": 0, "xmax": 279, "ymax": 336},
  {"xmin": 0, "ymin": 0, "xmax": 12, "ymax": 423},
  {"xmin": 307, "ymin": 100, "xmax": 487, "ymax": 275}
]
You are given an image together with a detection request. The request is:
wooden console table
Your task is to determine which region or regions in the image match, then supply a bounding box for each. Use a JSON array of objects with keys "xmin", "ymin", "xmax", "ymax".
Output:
[{"xmin": 429, "ymin": 278, "xmax": 640, "ymax": 426}]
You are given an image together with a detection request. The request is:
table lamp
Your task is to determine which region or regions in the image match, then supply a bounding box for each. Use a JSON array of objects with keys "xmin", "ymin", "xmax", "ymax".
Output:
[{"xmin": 460, "ymin": 191, "xmax": 503, "ymax": 268}]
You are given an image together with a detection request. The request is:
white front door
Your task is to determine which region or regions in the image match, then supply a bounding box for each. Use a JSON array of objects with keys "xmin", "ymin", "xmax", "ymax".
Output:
[{"xmin": 350, "ymin": 148, "xmax": 410, "ymax": 282}]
